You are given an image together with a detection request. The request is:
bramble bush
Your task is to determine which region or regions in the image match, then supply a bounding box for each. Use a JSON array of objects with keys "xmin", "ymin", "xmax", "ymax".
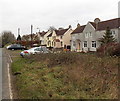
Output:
[{"xmin": 97, "ymin": 43, "xmax": 120, "ymax": 56}]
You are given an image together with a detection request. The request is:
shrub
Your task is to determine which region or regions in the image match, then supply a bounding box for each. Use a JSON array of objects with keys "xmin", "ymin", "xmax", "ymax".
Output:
[
  {"xmin": 97, "ymin": 43, "xmax": 120, "ymax": 56},
  {"xmin": 25, "ymin": 52, "xmax": 79, "ymax": 67}
]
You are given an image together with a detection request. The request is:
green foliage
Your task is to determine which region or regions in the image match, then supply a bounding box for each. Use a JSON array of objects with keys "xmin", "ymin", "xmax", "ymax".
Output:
[
  {"xmin": 99, "ymin": 27, "xmax": 116, "ymax": 45},
  {"xmin": 17, "ymin": 35, "xmax": 22, "ymax": 41},
  {"xmin": 11, "ymin": 52, "xmax": 118, "ymax": 99}
]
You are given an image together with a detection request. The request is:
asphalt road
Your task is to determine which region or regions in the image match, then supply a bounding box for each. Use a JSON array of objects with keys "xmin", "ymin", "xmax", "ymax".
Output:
[
  {"xmin": 2, "ymin": 48, "xmax": 12, "ymax": 99},
  {"xmin": 0, "ymin": 48, "xmax": 2, "ymax": 100}
]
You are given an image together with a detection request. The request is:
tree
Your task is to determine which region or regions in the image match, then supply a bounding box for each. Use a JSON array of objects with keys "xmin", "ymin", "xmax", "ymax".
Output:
[
  {"xmin": 2, "ymin": 31, "xmax": 16, "ymax": 47},
  {"xmin": 98, "ymin": 27, "xmax": 116, "ymax": 56},
  {"xmin": 99, "ymin": 27, "xmax": 116, "ymax": 45},
  {"xmin": 48, "ymin": 26, "xmax": 57, "ymax": 32},
  {"xmin": 17, "ymin": 34, "xmax": 21, "ymax": 41},
  {"xmin": 22, "ymin": 35, "xmax": 30, "ymax": 41}
]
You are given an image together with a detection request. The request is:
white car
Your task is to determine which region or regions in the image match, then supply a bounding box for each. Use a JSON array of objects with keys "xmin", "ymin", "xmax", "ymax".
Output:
[
  {"xmin": 6, "ymin": 45, "xmax": 12, "ymax": 49},
  {"xmin": 20, "ymin": 46, "xmax": 49, "ymax": 57}
]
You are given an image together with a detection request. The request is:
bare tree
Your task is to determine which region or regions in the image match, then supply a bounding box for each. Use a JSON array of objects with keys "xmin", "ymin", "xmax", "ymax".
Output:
[
  {"xmin": 22, "ymin": 35, "xmax": 30, "ymax": 41},
  {"xmin": 2, "ymin": 31, "xmax": 16, "ymax": 47},
  {"xmin": 48, "ymin": 26, "xmax": 57, "ymax": 32}
]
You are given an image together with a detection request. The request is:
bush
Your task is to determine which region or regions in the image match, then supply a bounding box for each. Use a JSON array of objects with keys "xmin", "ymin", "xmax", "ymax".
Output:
[
  {"xmin": 97, "ymin": 43, "xmax": 120, "ymax": 56},
  {"xmin": 25, "ymin": 52, "xmax": 79, "ymax": 67}
]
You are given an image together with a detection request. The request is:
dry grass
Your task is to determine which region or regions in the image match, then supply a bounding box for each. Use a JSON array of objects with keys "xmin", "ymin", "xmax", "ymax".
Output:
[{"xmin": 10, "ymin": 51, "xmax": 119, "ymax": 99}]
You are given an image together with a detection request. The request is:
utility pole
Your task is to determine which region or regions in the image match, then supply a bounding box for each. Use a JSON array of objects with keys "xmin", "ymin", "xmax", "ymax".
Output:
[
  {"xmin": 31, "ymin": 25, "xmax": 33, "ymax": 47},
  {"xmin": 18, "ymin": 28, "xmax": 20, "ymax": 36}
]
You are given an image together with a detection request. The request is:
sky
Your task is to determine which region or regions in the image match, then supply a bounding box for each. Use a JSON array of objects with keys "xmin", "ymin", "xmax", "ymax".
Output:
[{"xmin": 0, "ymin": 0, "xmax": 120, "ymax": 37}]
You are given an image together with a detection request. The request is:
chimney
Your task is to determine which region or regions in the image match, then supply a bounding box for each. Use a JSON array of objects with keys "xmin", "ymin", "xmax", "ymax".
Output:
[
  {"xmin": 68, "ymin": 25, "xmax": 72, "ymax": 29},
  {"xmin": 77, "ymin": 23, "xmax": 80, "ymax": 27},
  {"xmin": 94, "ymin": 18, "xmax": 101, "ymax": 24}
]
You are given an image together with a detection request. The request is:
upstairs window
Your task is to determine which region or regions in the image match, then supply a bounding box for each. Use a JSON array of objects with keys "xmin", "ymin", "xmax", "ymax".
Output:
[
  {"xmin": 61, "ymin": 41, "xmax": 63, "ymax": 47},
  {"xmin": 112, "ymin": 31, "xmax": 115, "ymax": 35},
  {"xmin": 85, "ymin": 33, "xmax": 88, "ymax": 38},
  {"xmin": 92, "ymin": 41, "xmax": 96, "ymax": 48},
  {"xmin": 89, "ymin": 32, "xmax": 92, "ymax": 37},
  {"xmin": 60, "ymin": 36, "xmax": 63, "ymax": 39},
  {"xmin": 84, "ymin": 41, "xmax": 87, "ymax": 47}
]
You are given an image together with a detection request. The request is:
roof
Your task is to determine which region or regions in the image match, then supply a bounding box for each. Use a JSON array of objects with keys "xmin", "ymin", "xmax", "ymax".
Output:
[
  {"xmin": 96, "ymin": 18, "xmax": 120, "ymax": 31},
  {"xmin": 55, "ymin": 28, "xmax": 69, "ymax": 36},
  {"xmin": 39, "ymin": 31, "xmax": 47, "ymax": 36},
  {"xmin": 71, "ymin": 18, "xmax": 120, "ymax": 34},
  {"xmin": 47, "ymin": 33, "xmax": 52, "ymax": 37},
  {"xmin": 89, "ymin": 22, "xmax": 96, "ymax": 29},
  {"xmin": 71, "ymin": 25, "xmax": 86, "ymax": 34}
]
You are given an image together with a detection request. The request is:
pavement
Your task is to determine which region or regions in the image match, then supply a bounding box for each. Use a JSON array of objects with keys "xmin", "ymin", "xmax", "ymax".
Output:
[
  {"xmin": 2, "ymin": 48, "xmax": 13, "ymax": 100},
  {"xmin": 0, "ymin": 48, "xmax": 2, "ymax": 100}
]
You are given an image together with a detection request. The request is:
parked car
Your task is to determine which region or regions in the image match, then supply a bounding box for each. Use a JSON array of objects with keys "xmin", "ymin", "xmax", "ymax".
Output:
[
  {"xmin": 7, "ymin": 44, "xmax": 27, "ymax": 50},
  {"xmin": 20, "ymin": 46, "xmax": 50, "ymax": 57}
]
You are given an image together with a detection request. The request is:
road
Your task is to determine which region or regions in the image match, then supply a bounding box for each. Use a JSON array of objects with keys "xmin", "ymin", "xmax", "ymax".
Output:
[
  {"xmin": 0, "ymin": 48, "xmax": 2, "ymax": 100},
  {"xmin": 2, "ymin": 48, "xmax": 13, "ymax": 99}
]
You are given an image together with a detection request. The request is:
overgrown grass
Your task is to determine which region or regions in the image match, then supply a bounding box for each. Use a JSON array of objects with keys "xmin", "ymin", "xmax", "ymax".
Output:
[{"xmin": 11, "ymin": 51, "xmax": 118, "ymax": 99}]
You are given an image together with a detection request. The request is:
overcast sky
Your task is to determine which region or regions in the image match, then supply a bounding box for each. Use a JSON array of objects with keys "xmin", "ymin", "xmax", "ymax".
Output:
[{"xmin": 0, "ymin": 0, "xmax": 120, "ymax": 37}]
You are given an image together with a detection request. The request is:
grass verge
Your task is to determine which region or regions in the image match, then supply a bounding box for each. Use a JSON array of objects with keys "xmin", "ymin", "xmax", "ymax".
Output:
[{"xmin": 11, "ymin": 51, "xmax": 118, "ymax": 99}]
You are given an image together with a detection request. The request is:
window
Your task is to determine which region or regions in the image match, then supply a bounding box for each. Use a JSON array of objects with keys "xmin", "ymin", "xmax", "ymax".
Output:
[
  {"xmin": 84, "ymin": 41, "xmax": 87, "ymax": 47},
  {"xmin": 52, "ymin": 41, "xmax": 54, "ymax": 46},
  {"xmin": 60, "ymin": 36, "xmax": 63, "ymax": 39},
  {"xmin": 92, "ymin": 41, "xmax": 96, "ymax": 48},
  {"xmin": 48, "ymin": 41, "xmax": 51, "ymax": 46},
  {"xmin": 73, "ymin": 41, "xmax": 76, "ymax": 47},
  {"xmin": 85, "ymin": 33, "xmax": 88, "ymax": 38},
  {"xmin": 54, "ymin": 42, "xmax": 56, "ymax": 46},
  {"xmin": 112, "ymin": 31, "xmax": 115, "ymax": 35},
  {"xmin": 61, "ymin": 41, "xmax": 63, "ymax": 47},
  {"xmin": 89, "ymin": 32, "xmax": 92, "ymax": 37}
]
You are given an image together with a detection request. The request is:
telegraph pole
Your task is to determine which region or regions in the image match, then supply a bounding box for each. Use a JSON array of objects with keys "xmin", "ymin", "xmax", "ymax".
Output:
[
  {"xmin": 18, "ymin": 28, "xmax": 20, "ymax": 36},
  {"xmin": 31, "ymin": 25, "xmax": 33, "ymax": 47}
]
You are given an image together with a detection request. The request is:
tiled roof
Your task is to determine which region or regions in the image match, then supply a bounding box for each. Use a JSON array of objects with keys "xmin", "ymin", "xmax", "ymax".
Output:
[
  {"xmin": 39, "ymin": 31, "xmax": 47, "ymax": 36},
  {"xmin": 55, "ymin": 28, "xmax": 69, "ymax": 36},
  {"xmin": 89, "ymin": 22, "xmax": 96, "ymax": 29},
  {"xmin": 96, "ymin": 18, "xmax": 120, "ymax": 31},
  {"xmin": 71, "ymin": 18, "xmax": 120, "ymax": 34},
  {"xmin": 47, "ymin": 33, "xmax": 52, "ymax": 37},
  {"xmin": 71, "ymin": 25, "xmax": 86, "ymax": 34}
]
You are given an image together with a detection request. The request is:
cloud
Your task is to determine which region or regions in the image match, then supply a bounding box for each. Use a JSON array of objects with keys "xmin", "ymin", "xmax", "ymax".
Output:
[{"xmin": 0, "ymin": 0, "xmax": 119, "ymax": 37}]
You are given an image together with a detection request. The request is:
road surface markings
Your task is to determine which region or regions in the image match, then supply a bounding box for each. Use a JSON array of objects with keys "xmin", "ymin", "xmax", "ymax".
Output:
[
  {"xmin": 7, "ymin": 63, "xmax": 13, "ymax": 99},
  {"xmin": 8, "ymin": 54, "xmax": 13, "ymax": 63}
]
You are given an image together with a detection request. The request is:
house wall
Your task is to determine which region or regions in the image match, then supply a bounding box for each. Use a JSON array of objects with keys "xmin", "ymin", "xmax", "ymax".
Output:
[
  {"xmin": 63, "ymin": 28, "xmax": 73, "ymax": 47},
  {"xmin": 96, "ymin": 28, "xmax": 119, "ymax": 46},
  {"xmin": 71, "ymin": 33, "xmax": 81, "ymax": 51},
  {"xmin": 71, "ymin": 22, "xmax": 120, "ymax": 52},
  {"xmin": 82, "ymin": 22, "xmax": 96, "ymax": 52},
  {"xmin": 43, "ymin": 30, "xmax": 51, "ymax": 45}
]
